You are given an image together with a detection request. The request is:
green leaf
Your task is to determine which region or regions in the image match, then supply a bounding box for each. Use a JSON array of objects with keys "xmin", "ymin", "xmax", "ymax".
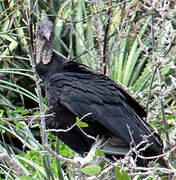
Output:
[
  {"xmin": 59, "ymin": 141, "xmax": 73, "ymax": 157},
  {"xmin": 76, "ymin": 117, "xmax": 89, "ymax": 128},
  {"xmin": 13, "ymin": 119, "xmax": 20, "ymax": 130},
  {"xmin": 17, "ymin": 156, "xmax": 45, "ymax": 176},
  {"xmin": 17, "ymin": 176, "xmax": 36, "ymax": 180},
  {"xmin": 0, "ymin": 109, "xmax": 4, "ymax": 117},
  {"xmin": 81, "ymin": 165, "xmax": 101, "ymax": 175},
  {"xmin": 96, "ymin": 147, "xmax": 105, "ymax": 157},
  {"xmin": 115, "ymin": 167, "xmax": 129, "ymax": 180}
]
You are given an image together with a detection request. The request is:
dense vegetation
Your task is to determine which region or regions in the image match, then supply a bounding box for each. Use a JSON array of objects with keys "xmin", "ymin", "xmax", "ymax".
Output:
[{"xmin": 0, "ymin": 0, "xmax": 175, "ymax": 179}]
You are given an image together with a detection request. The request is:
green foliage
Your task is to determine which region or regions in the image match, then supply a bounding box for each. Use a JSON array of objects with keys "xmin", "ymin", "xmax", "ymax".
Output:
[
  {"xmin": 59, "ymin": 140, "xmax": 73, "ymax": 157},
  {"xmin": 76, "ymin": 117, "xmax": 89, "ymax": 128},
  {"xmin": 96, "ymin": 147, "xmax": 105, "ymax": 157},
  {"xmin": 18, "ymin": 155, "xmax": 46, "ymax": 177},
  {"xmin": 17, "ymin": 177, "xmax": 37, "ymax": 180},
  {"xmin": 81, "ymin": 165, "xmax": 101, "ymax": 175},
  {"xmin": 115, "ymin": 167, "xmax": 130, "ymax": 180},
  {"xmin": 19, "ymin": 150, "xmax": 43, "ymax": 167}
]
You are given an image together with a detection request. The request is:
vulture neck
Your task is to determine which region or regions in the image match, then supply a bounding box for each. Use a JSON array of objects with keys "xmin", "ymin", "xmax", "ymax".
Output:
[{"xmin": 35, "ymin": 38, "xmax": 53, "ymax": 65}]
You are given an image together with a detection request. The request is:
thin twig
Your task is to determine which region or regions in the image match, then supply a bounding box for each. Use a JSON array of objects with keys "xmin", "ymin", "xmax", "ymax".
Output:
[
  {"xmin": 94, "ymin": 17, "xmax": 104, "ymax": 73},
  {"xmin": 139, "ymin": 0, "xmax": 176, "ymax": 26},
  {"xmin": 46, "ymin": 121, "xmax": 78, "ymax": 133},
  {"xmin": 45, "ymin": 145, "xmax": 74, "ymax": 164},
  {"xmin": 28, "ymin": 2, "xmax": 54, "ymax": 179},
  {"xmin": 46, "ymin": 112, "xmax": 92, "ymax": 133},
  {"xmin": 0, "ymin": 114, "xmax": 54, "ymax": 122},
  {"xmin": 102, "ymin": 0, "xmax": 112, "ymax": 75},
  {"xmin": 145, "ymin": 62, "xmax": 161, "ymax": 114}
]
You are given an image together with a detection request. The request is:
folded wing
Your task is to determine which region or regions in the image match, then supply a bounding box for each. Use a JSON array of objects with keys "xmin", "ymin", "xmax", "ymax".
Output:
[{"xmin": 47, "ymin": 72, "xmax": 163, "ymax": 155}]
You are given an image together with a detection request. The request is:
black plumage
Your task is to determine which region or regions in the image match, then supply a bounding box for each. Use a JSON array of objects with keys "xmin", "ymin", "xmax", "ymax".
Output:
[{"xmin": 35, "ymin": 20, "xmax": 166, "ymax": 167}]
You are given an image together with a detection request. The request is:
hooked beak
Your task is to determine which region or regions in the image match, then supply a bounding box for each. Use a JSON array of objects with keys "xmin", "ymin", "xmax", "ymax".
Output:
[{"xmin": 44, "ymin": 32, "xmax": 51, "ymax": 41}]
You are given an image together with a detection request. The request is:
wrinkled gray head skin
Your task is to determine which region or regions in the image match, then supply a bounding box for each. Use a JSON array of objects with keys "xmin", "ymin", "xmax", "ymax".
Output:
[
  {"xmin": 36, "ymin": 20, "xmax": 55, "ymax": 41},
  {"xmin": 35, "ymin": 20, "xmax": 55, "ymax": 65}
]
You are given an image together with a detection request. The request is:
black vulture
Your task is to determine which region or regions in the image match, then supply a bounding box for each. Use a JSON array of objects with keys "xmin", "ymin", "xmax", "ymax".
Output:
[{"xmin": 35, "ymin": 20, "xmax": 166, "ymax": 167}]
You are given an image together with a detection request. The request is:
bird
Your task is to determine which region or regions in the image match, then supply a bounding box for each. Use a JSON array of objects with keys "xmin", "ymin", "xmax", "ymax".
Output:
[{"xmin": 35, "ymin": 20, "xmax": 166, "ymax": 167}]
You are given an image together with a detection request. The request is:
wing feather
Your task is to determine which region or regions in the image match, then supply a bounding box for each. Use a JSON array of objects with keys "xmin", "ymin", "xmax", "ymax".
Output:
[{"xmin": 48, "ymin": 72, "xmax": 163, "ymax": 152}]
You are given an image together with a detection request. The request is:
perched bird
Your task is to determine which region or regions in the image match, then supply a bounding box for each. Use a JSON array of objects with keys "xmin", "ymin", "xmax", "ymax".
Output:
[{"xmin": 35, "ymin": 20, "xmax": 166, "ymax": 167}]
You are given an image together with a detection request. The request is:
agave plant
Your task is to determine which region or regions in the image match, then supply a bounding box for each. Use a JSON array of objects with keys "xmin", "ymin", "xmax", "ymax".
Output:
[{"xmin": 54, "ymin": 0, "xmax": 175, "ymax": 103}]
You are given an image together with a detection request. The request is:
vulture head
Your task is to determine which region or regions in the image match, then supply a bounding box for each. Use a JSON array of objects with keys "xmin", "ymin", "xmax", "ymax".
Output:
[{"xmin": 35, "ymin": 20, "xmax": 55, "ymax": 65}]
